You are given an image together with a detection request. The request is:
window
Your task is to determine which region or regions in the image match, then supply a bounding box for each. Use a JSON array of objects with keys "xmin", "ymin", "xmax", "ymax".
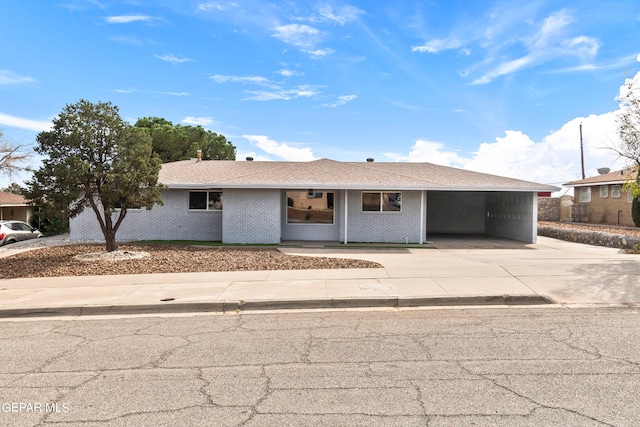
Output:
[
  {"xmin": 18, "ymin": 223, "xmax": 33, "ymax": 232},
  {"xmin": 114, "ymin": 202, "xmax": 141, "ymax": 212},
  {"xmin": 599, "ymin": 186, "xmax": 608, "ymax": 198},
  {"xmin": 286, "ymin": 191, "xmax": 334, "ymax": 224},
  {"xmin": 628, "ymin": 189, "xmax": 634, "ymax": 203},
  {"xmin": 189, "ymin": 191, "xmax": 222, "ymax": 210},
  {"xmin": 579, "ymin": 187, "xmax": 591, "ymax": 203},
  {"xmin": 611, "ymin": 185, "xmax": 621, "ymax": 198},
  {"xmin": 362, "ymin": 192, "xmax": 402, "ymax": 212}
]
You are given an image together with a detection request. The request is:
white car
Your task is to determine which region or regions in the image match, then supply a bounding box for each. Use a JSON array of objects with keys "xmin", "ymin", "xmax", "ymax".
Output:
[{"xmin": 0, "ymin": 220, "xmax": 43, "ymax": 246}]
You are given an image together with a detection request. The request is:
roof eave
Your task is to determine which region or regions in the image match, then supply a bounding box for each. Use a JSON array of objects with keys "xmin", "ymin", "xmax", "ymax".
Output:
[
  {"xmin": 163, "ymin": 183, "xmax": 559, "ymax": 192},
  {"xmin": 565, "ymin": 180, "xmax": 628, "ymax": 187}
]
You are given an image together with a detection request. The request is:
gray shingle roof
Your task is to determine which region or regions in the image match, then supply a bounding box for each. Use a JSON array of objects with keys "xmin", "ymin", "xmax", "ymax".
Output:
[{"xmin": 159, "ymin": 158, "xmax": 559, "ymax": 192}]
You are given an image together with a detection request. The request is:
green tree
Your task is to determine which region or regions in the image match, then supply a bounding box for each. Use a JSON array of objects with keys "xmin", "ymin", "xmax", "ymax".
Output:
[
  {"xmin": 135, "ymin": 117, "xmax": 236, "ymax": 162},
  {"xmin": 2, "ymin": 182, "xmax": 24, "ymax": 195},
  {"xmin": 25, "ymin": 100, "xmax": 164, "ymax": 251}
]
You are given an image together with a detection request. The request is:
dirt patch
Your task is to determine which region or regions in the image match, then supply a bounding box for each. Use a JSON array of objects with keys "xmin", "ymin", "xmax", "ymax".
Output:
[{"xmin": 0, "ymin": 244, "xmax": 382, "ymax": 279}]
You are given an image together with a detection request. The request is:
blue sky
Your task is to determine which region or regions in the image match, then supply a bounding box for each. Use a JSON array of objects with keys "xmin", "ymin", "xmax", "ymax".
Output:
[{"xmin": 1, "ymin": 0, "xmax": 640, "ymax": 191}]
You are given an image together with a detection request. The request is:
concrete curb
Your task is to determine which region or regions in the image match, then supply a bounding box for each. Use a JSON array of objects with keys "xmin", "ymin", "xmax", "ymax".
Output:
[{"xmin": 0, "ymin": 294, "xmax": 552, "ymax": 318}]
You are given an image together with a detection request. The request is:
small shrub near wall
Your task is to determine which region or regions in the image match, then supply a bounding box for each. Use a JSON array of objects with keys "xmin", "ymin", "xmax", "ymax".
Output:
[{"xmin": 632, "ymin": 197, "xmax": 640, "ymax": 227}]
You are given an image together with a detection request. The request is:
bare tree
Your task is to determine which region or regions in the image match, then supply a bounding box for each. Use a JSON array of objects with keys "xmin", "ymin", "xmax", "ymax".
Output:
[
  {"xmin": 0, "ymin": 129, "xmax": 30, "ymax": 177},
  {"xmin": 613, "ymin": 75, "xmax": 640, "ymax": 165}
]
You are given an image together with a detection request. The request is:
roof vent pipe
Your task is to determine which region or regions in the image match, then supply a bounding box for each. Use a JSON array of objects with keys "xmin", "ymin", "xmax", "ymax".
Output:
[
  {"xmin": 366, "ymin": 158, "xmax": 374, "ymax": 162},
  {"xmin": 196, "ymin": 150, "xmax": 202, "ymax": 162},
  {"xmin": 246, "ymin": 156, "xmax": 254, "ymax": 161}
]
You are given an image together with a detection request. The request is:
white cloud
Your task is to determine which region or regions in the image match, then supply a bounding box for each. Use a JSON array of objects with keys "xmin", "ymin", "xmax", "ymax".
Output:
[
  {"xmin": 0, "ymin": 70, "xmax": 35, "ymax": 86},
  {"xmin": 243, "ymin": 85, "xmax": 320, "ymax": 101},
  {"xmin": 323, "ymin": 94, "xmax": 357, "ymax": 108},
  {"xmin": 471, "ymin": 9, "xmax": 601, "ymax": 84},
  {"xmin": 152, "ymin": 91, "xmax": 190, "ymax": 97},
  {"xmin": 182, "ymin": 116, "xmax": 215, "ymax": 126},
  {"xmin": 104, "ymin": 15, "xmax": 155, "ymax": 24},
  {"xmin": 412, "ymin": 38, "xmax": 463, "ymax": 54},
  {"xmin": 196, "ymin": 2, "xmax": 226, "ymax": 12},
  {"xmin": 467, "ymin": 113, "xmax": 624, "ymax": 186},
  {"xmin": 415, "ymin": 8, "xmax": 604, "ymax": 84},
  {"xmin": 242, "ymin": 91, "xmax": 290, "ymax": 101},
  {"xmin": 384, "ymin": 140, "xmax": 467, "ymax": 167},
  {"xmin": 303, "ymin": 47, "xmax": 335, "ymax": 58},
  {"xmin": 617, "ymin": 71, "xmax": 640, "ymax": 108},
  {"xmin": 315, "ymin": 4, "xmax": 363, "ymax": 25},
  {"xmin": 473, "ymin": 56, "xmax": 533, "ymax": 84},
  {"xmin": 112, "ymin": 88, "xmax": 189, "ymax": 96},
  {"xmin": 277, "ymin": 68, "xmax": 303, "ymax": 77},
  {"xmin": 0, "ymin": 113, "xmax": 52, "ymax": 132},
  {"xmin": 382, "ymin": 70, "xmax": 638, "ymax": 190},
  {"xmin": 154, "ymin": 54, "xmax": 193, "ymax": 64},
  {"xmin": 272, "ymin": 24, "xmax": 320, "ymax": 48},
  {"xmin": 243, "ymin": 134, "xmax": 316, "ymax": 161},
  {"xmin": 110, "ymin": 35, "xmax": 145, "ymax": 45},
  {"xmin": 210, "ymin": 74, "xmax": 272, "ymax": 86},
  {"xmin": 565, "ymin": 35, "xmax": 599, "ymax": 58}
]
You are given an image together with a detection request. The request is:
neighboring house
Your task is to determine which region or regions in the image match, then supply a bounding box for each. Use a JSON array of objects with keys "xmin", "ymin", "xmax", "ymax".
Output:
[
  {"xmin": 69, "ymin": 158, "xmax": 559, "ymax": 244},
  {"xmin": 0, "ymin": 191, "xmax": 32, "ymax": 223},
  {"xmin": 564, "ymin": 167, "xmax": 638, "ymax": 226}
]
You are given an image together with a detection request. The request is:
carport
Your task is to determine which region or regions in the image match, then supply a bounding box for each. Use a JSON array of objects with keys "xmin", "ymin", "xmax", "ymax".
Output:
[{"xmin": 426, "ymin": 190, "xmax": 538, "ymax": 243}]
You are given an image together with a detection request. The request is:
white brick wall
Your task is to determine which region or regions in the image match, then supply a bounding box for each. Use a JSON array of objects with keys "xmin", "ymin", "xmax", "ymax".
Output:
[
  {"xmin": 222, "ymin": 188, "xmax": 281, "ymax": 244},
  {"xmin": 485, "ymin": 192, "xmax": 536, "ymax": 243},
  {"xmin": 69, "ymin": 189, "xmax": 222, "ymax": 241},
  {"xmin": 339, "ymin": 190, "xmax": 425, "ymax": 243}
]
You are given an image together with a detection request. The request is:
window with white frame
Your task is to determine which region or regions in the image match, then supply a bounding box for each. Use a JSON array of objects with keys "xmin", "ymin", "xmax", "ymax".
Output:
[
  {"xmin": 362, "ymin": 192, "xmax": 402, "ymax": 212},
  {"xmin": 599, "ymin": 185, "xmax": 608, "ymax": 198},
  {"xmin": 286, "ymin": 191, "xmax": 334, "ymax": 224},
  {"xmin": 189, "ymin": 191, "xmax": 223, "ymax": 210},
  {"xmin": 579, "ymin": 187, "xmax": 591, "ymax": 203},
  {"xmin": 611, "ymin": 185, "xmax": 621, "ymax": 198}
]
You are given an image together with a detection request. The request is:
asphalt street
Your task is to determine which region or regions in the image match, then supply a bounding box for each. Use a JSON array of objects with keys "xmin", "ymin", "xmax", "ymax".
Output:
[{"xmin": 1, "ymin": 306, "xmax": 639, "ymax": 426}]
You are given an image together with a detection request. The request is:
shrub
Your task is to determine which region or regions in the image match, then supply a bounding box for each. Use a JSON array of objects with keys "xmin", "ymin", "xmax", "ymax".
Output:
[{"xmin": 633, "ymin": 196, "xmax": 640, "ymax": 227}]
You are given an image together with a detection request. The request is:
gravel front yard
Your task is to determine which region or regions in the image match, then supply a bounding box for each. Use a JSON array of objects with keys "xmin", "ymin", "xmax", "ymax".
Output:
[
  {"xmin": 538, "ymin": 221, "xmax": 640, "ymax": 237},
  {"xmin": 3, "ymin": 221, "xmax": 638, "ymax": 279},
  {"xmin": 0, "ymin": 244, "xmax": 382, "ymax": 279}
]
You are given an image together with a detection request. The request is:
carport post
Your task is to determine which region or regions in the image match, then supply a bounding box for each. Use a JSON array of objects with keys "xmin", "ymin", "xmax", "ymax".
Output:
[
  {"xmin": 530, "ymin": 193, "xmax": 538, "ymax": 244},
  {"xmin": 343, "ymin": 190, "xmax": 348, "ymax": 244},
  {"xmin": 420, "ymin": 190, "xmax": 425, "ymax": 244}
]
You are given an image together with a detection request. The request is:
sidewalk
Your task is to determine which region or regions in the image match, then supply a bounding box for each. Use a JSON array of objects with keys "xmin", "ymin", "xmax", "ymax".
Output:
[{"xmin": 1, "ymin": 236, "xmax": 640, "ymax": 317}]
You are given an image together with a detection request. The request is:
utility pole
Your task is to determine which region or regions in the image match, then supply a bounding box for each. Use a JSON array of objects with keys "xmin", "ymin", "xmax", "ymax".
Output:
[{"xmin": 580, "ymin": 123, "xmax": 585, "ymax": 179}]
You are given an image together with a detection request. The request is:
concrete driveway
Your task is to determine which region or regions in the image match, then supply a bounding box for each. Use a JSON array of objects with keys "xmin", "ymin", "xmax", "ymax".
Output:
[
  {"xmin": 1, "ymin": 235, "xmax": 639, "ymax": 317},
  {"xmin": 280, "ymin": 235, "xmax": 640, "ymax": 306}
]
